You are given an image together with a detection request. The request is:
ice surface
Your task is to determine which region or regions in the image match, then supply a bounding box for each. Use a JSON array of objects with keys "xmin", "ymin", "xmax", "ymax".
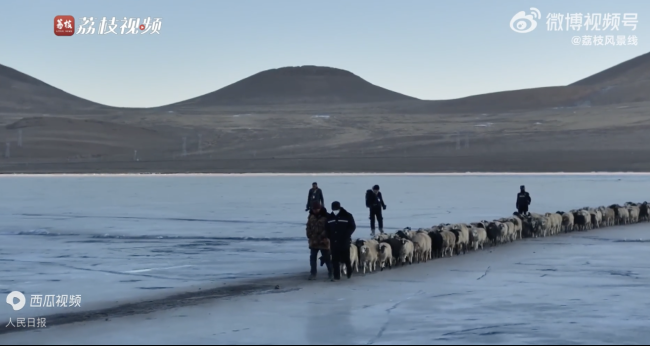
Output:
[
  {"xmin": 1, "ymin": 174, "xmax": 650, "ymax": 344},
  {"xmin": 3, "ymin": 224, "xmax": 650, "ymax": 344}
]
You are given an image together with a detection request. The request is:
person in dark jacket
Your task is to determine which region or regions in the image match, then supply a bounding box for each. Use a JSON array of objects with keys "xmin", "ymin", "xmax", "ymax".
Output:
[
  {"xmin": 306, "ymin": 201, "xmax": 332, "ymax": 281},
  {"xmin": 306, "ymin": 182, "xmax": 325, "ymax": 212},
  {"xmin": 516, "ymin": 185, "xmax": 532, "ymax": 215},
  {"xmin": 326, "ymin": 201, "xmax": 356, "ymax": 281},
  {"xmin": 365, "ymin": 185, "xmax": 387, "ymax": 237}
]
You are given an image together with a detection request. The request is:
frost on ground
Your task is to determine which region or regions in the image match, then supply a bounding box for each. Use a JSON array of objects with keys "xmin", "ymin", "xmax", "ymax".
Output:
[{"xmin": 0, "ymin": 175, "xmax": 650, "ymax": 344}]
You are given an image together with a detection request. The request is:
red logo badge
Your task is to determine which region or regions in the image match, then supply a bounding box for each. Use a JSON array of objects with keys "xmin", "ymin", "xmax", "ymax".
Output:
[{"xmin": 54, "ymin": 16, "xmax": 75, "ymax": 36}]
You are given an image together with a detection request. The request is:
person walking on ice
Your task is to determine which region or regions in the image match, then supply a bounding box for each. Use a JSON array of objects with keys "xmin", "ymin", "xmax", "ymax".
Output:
[
  {"xmin": 306, "ymin": 182, "xmax": 324, "ymax": 212},
  {"xmin": 326, "ymin": 201, "xmax": 356, "ymax": 281},
  {"xmin": 306, "ymin": 201, "xmax": 332, "ymax": 281},
  {"xmin": 366, "ymin": 185, "xmax": 387, "ymax": 237},
  {"xmin": 516, "ymin": 185, "xmax": 532, "ymax": 216}
]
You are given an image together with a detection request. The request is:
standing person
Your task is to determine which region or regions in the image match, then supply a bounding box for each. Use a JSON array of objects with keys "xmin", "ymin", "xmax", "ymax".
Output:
[
  {"xmin": 306, "ymin": 182, "xmax": 324, "ymax": 212},
  {"xmin": 306, "ymin": 201, "xmax": 332, "ymax": 281},
  {"xmin": 365, "ymin": 185, "xmax": 387, "ymax": 237},
  {"xmin": 326, "ymin": 201, "xmax": 356, "ymax": 281},
  {"xmin": 516, "ymin": 185, "xmax": 532, "ymax": 215}
]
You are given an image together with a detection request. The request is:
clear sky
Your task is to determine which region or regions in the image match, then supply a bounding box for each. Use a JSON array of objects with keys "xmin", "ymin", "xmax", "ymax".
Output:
[{"xmin": 2, "ymin": 0, "xmax": 649, "ymax": 108}]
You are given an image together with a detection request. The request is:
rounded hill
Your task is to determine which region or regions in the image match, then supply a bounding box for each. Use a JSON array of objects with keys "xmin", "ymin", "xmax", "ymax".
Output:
[{"xmin": 166, "ymin": 65, "xmax": 419, "ymax": 107}]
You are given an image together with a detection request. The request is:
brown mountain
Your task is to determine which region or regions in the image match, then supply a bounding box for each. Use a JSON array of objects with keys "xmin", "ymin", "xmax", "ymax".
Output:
[
  {"xmin": 0, "ymin": 64, "xmax": 112, "ymax": 114},
  {"xmin": 394, "ymin": 51, "xmax": 650, "ymax": 114},
  {"xmin": 1, "ymin": 52, "xmax": 649, "ymax": 114},
  {"xmin": 162, "ymin": 66, "xmax": 419, "ymax": 108}
]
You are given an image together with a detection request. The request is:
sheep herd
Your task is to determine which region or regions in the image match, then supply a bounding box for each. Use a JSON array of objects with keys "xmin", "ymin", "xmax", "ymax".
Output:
[{"xmin": 343, "ymin": 201, "xmax": 650, "ymax": 276}]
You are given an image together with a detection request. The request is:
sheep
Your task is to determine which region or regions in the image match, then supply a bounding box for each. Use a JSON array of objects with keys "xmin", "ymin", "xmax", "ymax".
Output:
[
  {"xmin": 359, "ymin": 240, "xmax": 380, "ymax": 274},
  {"xmin": 380, "ymin": 236, "xmax": 405, "ymax": 267},
  {"xmin": 398, "ymin": 238, "xmax": 415, "ymax": 265},
  {"xmin": 532, "ymin": 213, "xmax": 553, "ymax": 237},
  {"xmin": 640, "ymin": 202, "xmax": 650, "ymax": 222},
  {"xmin": 498, "ymin": 221, "xmax": 516, "ymax": 243},
  {"xmin": 471, "ymin": 227, "xmax": 487, "ymax": 251},
  {"xmin": 617, "ymin": 206, "xmax": 631, "ymax": 225},
  {"xmin": 508, "ymin": 216, "xmax": 523, "ymax": 240},
  {"xmin": 467, "ymin": 228, "xmax": 476, "ymax": 251},
  {"xmin": 544, "ymin": 213, "xmax": 563, "ymax": 236},
  {"xmin": 408, "ymin": 232, "xmax": 432, "ymax": 263},
  {"xmin": 374, "ymin": 233, "xmax": 395, "ymax": 242},
  {"xmin": 627, "ymin": 204, "xmax": 640, "ymax": 224},
  {"xmin": 485, "ymin": 221, "xmax": 503, "ymax": 245},
  {"xmin": 428, "ymin": 230, "xmax": 444, "ymax": 259},
  {"xmin": 572, "ymin": 209, "xmax": 592, "ymax": 231},
  {"xmin": 439, "ymin": 230, "xmax": 456, "ymax": 257},
  {"xmin": 601, "ymin": 207, "xmax": 616, "ymax": 227},
  {"xmin": 583, "ymin": 208, "xmax": 602, "ymax": 229},
  {"xmin": 396, "ymin": 229, "xmax": 417, "ymax": 240},
  {"xmin": 341, "ymin": 243, "xmax": 360, "ymax": 277},
  {"xmin": 557, "ymin": 211, "xmax": 574, "ymax": 233},
  {"xmin": 514, "ymin": 213, "xmax": 534, "ymax": 238},
  {"xmin": 610, "ymin": 204, "xmax": 630, "ymax": 225},
  {"xmin": 451, "ymin": 223, "xmax": 470, "ymax": 254},
  {"xmin": 378, "ymin": 243, "xmax": 394, "ymax": 271}
]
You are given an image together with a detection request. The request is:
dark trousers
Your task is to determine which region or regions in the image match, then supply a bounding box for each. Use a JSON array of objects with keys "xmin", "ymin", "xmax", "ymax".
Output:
[
  {"xmin": 370, "ymin": 207, "xmax": 383, "ymax": 231},
  {"xmin": 310, "ymin": 248, "xmax": 331, "ymax": 275},
  {"xmin": 517, "ymin": 205, "xmax": 529, "ymax": 214},
  {"xmin": 331, "ymin": 244, "xmax": 352, "ymax": 280}
]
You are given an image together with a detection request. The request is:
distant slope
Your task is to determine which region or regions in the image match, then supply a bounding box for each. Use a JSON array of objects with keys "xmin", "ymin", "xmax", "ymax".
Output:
[
  {"xmin": 568, "ymin": 51, "xmax": 650, "ymax": 106},
  {"xmin": 570, "ymin": 51, "xmax": 650, "ymax": 87},
  {"xmin": 0, "ymin": 64, "xmax": 112, "ymax": 114},
  {"xmin": 163, "ymin": 66, "xmax": 419, "ymax": 107},
  {"xmin": 2, "ymin": 51, "xmax": 650, "ymax": 115},
  {"xmin": 391, "ymin": 85, "xmax": 597, "ymax": 114}
]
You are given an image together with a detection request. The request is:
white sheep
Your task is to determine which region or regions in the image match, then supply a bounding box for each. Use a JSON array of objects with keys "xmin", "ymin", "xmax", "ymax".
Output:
[
  {"xmin": 471, "ymin": 227, "xmax": 487, "ymax": 251},
  {"xmin": 544, "ymin": 213, "xmax": 563, "ymax": 236},
  {"xmin": 504, "ymin": 221, "xmax": 517, "ymax": 242},
  {"xmin": 341, "ymin": 243, "xmax": 360, "ymax": 277},
  {"xmin": 559, "ymin": 211, "xmax": 574, "ymax": 232},
  {"xmin": 398, "ymin": 238, "xmax": 415, "ymax": 265},
  {"xmin": 451, "ymin": 223, "xmax": 470, "ymax": 254},
  {"xmin": 378, "ymin": 243, "xmax": 394, "ymax": 271},
  {"xmin": 409, "ymin": 232, "xmax": 432, "ymax": 263},
  {"xmin": 359, "ymin": 239, "xmax": 380, "ymax": 274},
  {"xmin": 600, "ymin": 207, "xmax": 616, "ymax": 227},
  {"xmin": 439, "ymin": 230, "xmax": 456, "ymax": 257},
  {"xmin": 508, "ymin": 216, "xmax": 523, "ymax": 240},
  {"xmin": 627, "ymin": 205, "xmax": 640, "ymax": 223}
]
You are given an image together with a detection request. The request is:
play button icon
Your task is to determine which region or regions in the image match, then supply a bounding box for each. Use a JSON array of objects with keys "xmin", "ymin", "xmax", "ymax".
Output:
[{"xmin": 6, "ymin": 291, "xmax": 26, "ymax": 311}]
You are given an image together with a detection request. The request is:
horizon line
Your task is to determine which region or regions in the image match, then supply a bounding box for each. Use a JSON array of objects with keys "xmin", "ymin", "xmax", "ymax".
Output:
[{"xmin": 0, "ymin": 172, "xmax": 649, "ymax": 177}]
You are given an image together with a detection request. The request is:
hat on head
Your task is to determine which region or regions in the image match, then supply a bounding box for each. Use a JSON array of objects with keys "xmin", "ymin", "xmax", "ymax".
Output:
[
  {"xmin": 313, "ymin": 182, "xmax": 318, "ymax": 185},
  {"xmin": 373, "ymin": 185, "xmax": 380, "ymax": 191},
  {"xmin": 331, "ymin": 201, "xmax": 341, "ymax": 210}
]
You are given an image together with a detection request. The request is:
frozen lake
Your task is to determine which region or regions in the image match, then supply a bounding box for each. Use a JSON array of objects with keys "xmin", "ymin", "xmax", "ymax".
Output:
[{"xmin": 1, "ymin": 174, "xmax": 650, "ymax": 344}]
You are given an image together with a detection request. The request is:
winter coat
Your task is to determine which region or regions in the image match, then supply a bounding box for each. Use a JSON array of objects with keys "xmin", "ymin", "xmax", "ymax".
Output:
[
  {"xmin": 306, "ymin": 188, "xmax": 325, "ymax": 210},
  {"xmin": 326, "ymin": 208, "xmax": 356, "ymax": 248},
  {"xmin": 306, "ymin": 207, "xmax": 330, "ymax": 250},
  {"xmin": 366, "ymin": 190, "xmax": 386, "ymax": 209}
]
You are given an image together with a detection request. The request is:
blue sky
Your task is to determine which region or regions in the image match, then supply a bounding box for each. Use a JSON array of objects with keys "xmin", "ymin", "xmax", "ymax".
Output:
[{"xmin": 2, "ymin": 0, "xmax": 649, "ymax": 108}]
